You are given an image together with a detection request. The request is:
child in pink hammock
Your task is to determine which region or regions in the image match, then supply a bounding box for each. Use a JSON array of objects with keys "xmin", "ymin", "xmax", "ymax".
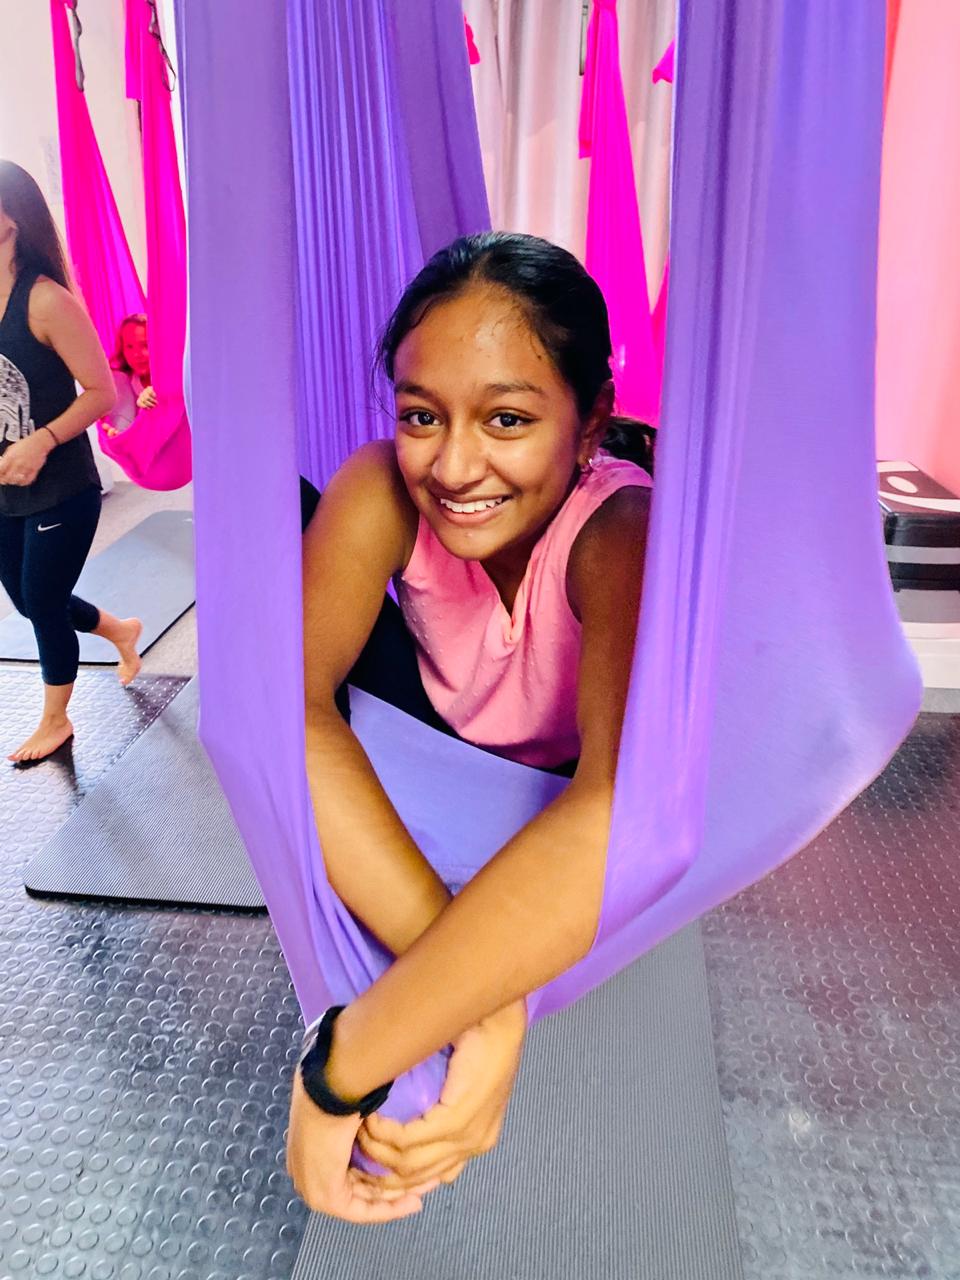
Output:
[{"xmin": 104, "ymin": 313, "xmax": 156, "ymax": 436}]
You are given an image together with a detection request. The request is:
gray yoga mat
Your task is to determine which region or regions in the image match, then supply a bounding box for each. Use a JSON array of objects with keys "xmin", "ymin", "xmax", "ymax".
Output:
[
  {"xmin": 23, "ymin": 678, "xmax": 265, "ymax": 909},
  {"xmin": 0, "ymin": 509, "xmax": 195, "ymax": 664},
  {"xmin": 293, "ymin": 924, "xmax": 744, "ymax": 1280}
]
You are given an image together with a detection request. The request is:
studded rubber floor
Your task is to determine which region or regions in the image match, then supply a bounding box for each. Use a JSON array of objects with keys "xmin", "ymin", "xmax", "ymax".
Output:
[
  {"xmin": 0, "ymin": 672, "xmax": 307, "ymax": 1280},
  {"xmin": 1, "ymin": 665, "xmax": 958, "ymax": 1280},
  {"xmin": 703, "ymin": 712, "xmax": 960, "ymax": 1279}
]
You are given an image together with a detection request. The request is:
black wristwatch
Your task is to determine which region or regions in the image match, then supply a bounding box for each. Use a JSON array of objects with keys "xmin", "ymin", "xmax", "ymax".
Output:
[{"xmin": 298, "ymin": 1005, "xmax": 394, "ymax": 1118}]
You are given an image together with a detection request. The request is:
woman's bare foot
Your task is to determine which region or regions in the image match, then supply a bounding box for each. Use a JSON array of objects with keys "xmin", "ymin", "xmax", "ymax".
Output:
[
  {"xmin": 113, "ymin": 617, "xmax": 143, "ymax": 686},
  {"xmin": 94, "ymin": 613, "xmax": 143, "ymax": 686},
  {"xmin": 8, "ymin": 715, "xmax": 74, "ymax": 763}
]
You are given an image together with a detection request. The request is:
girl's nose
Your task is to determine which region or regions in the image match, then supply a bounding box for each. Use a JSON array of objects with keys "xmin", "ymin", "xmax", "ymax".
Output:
[{"xmin": 431, "ymin": 427, "xmax": 487, "ymax": 492}]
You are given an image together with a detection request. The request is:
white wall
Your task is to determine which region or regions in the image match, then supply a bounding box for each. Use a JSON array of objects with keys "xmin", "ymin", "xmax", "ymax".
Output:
[
  {"xmin": 465, "ymin": 0, "xmax": 675, "ymax": 294},
  {"xmin": 0, "ymin": 0, "xmax": 146, "ymax": 281}
]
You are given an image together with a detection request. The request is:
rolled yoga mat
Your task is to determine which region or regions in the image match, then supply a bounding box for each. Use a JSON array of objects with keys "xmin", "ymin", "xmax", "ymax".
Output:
[
  {"xmin": 23, "ymin": 678, "xmax": 265, "ymax": 909},
  {"xmin": 0, "ymin": 510, "xmax": 195, "ymax": 664}
]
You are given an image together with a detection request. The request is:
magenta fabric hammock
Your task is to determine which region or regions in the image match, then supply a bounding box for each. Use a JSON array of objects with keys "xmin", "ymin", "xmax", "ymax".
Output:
[
  {"xmin": 579, "ymin": 0, "xmax": 661, "ymax": 425},
  {"xmin": 94, "ymin": 0, "xmax": 191, "ymax": 491},
  {"xmin": 651, "ymin": 39, "xmax": 674, "ymax": 385},
  {"xmin": 653, "ymin": 38, "xmax": 676, "ymax": 86},
  {"xmin": 178, "ymin": 0, "xmax": 921, "ymax": 1125},
  {"xmin": 50, "ymin": 0, "xmax": 144, "ymax": 350}
]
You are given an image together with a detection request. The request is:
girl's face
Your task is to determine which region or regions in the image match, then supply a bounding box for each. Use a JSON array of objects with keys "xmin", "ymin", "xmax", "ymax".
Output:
[
  {"xmin": 121, "ymin": 323, "xmax": 150, "ymax": 378},
  {"xmin": 393, "ymin": 285, "xmax": 602, "ymax": 567}
]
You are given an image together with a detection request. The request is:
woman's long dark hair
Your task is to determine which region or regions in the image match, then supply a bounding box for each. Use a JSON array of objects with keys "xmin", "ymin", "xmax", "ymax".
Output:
[
  {"xmin": 376, "ymin": 231, "xmax": 655, "ymax": 474},
  {"xmin": 0, "ymin": 160, "xmax": 72, "ymax": 290}
]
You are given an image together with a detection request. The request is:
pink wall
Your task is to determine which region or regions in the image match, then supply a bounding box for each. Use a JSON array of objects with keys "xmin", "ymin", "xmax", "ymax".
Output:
[{"xmin": 876, "ymin": 1, "xmax": 960, "ymax": 495}]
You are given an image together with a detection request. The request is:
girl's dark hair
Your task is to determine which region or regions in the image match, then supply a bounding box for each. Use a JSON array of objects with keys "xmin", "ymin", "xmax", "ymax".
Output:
[
  {"xmin": 376, "ymin": 231, "xmax": 655, "ymax": 474},
  {"xmin": 0, "ymin": 160, "xmax": 72, "ymax": 291},
  {"xmin": 111, "ymin": 313, "xmax": 149, "ymax": 373}
]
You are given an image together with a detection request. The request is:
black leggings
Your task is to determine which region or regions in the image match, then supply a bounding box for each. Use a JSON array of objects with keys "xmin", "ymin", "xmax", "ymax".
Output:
[
  {"xmin": 301, "ymin": 478, "xmax": 577, "ymax": 776},
  {"xmin": 0, "ymin": 486, "xmax": 102, "ymax": 686}
]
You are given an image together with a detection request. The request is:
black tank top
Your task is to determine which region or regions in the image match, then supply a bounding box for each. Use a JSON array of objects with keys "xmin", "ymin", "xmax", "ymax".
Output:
[{"xmin": 0, "ymin": 269, "xmax": 100, "ymax": 518}]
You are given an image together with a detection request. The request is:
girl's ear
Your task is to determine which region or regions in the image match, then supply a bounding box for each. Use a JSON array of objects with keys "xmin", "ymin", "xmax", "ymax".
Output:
[{"xmin": 577, "ymin": 380, "xmax": 615, "ymax": 469}]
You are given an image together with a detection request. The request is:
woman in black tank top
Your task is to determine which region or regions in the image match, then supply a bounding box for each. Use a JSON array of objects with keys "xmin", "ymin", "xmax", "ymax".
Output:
[{"xmin": 0, "ymin": 162, "xmax": 144, "ymax": 763}]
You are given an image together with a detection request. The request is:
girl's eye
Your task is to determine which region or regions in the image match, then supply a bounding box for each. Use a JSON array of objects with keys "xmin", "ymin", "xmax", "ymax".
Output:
[
  {"xmin": 400, "ymin": 410, "xmax": 439, "ymax": 428},
  {"xmin": 491, "ymin": 413, "xmax": 528, "ymax": 430}
]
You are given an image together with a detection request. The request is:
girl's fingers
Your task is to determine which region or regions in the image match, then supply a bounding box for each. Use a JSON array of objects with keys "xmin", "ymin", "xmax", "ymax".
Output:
[
  {"xmin": 341, "ymin": 1191, "xmax": 424, "ymax": 1224},
  {"xmin": 349, "ymin": 1179, "xmax": 414, "ymax": 1205},
  {"xmin": 355, "ymin": 1154, "xmax": 469, "ymax": 1194},
  {"xmin": 358, "ymin": 1131, "xmax": 460, "ymax": 1180},
  {"xmin": 363, "ymin": 1110, "xmax": 437, "ymax": 1149}
]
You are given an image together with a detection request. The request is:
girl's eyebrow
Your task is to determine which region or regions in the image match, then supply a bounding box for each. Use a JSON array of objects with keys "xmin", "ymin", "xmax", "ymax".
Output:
[
  {"xmin": 395, "ymin": 379, "xmax": 546, "ymax": 398},
  {"xmin": 395, "ymin": 380, "xmax": 438, "ymax": 399},
  {"xmin": 484, "ymin": 380, "xmax": 546, "ymax": 397}
]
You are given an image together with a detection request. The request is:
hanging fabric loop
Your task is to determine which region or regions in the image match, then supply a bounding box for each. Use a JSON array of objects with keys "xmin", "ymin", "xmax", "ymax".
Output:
[
  {"xmin": 64, "ymin": 0, "xmax": 85, "ymax": 92},
  {"xmin": 145, "ymin": 0, "xmax": 176, "ymax": 91}
]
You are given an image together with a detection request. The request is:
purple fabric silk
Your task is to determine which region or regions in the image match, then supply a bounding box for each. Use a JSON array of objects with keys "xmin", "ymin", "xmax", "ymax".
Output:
[
  {"xmin": 178, "ymin": 0, "xmax": 921, "ymax": 1122},
  {"xmin": 289, "ymin": 1, "xmax": 488, "ymax": 486}
]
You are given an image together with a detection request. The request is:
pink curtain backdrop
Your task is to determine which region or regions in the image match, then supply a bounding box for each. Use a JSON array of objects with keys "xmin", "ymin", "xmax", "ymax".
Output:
[
  {"xmin": 49, "ymin": 0, "xmax": 145, "ymax": 350},
  {"xmin": 876, "ymin": 2, "xmax": 960, "ymax": 495},
  {"xmin": 579, "ymin": 0, "xmax": 661, "ymax": 425},
  {"xmin": 96, "ymin": 0, "xmax": 191, "ymax": 490}
]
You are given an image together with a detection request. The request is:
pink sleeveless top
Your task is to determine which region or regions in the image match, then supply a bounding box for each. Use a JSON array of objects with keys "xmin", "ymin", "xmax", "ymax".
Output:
[{"xmin": 396, "ymin": 455, "xmax": 651, "ymax": 767}]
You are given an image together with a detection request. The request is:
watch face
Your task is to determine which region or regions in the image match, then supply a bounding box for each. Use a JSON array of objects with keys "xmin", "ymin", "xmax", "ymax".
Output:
[{"xmin": 878, "ymin": 461, "xmax": 960, "ymax": 516}]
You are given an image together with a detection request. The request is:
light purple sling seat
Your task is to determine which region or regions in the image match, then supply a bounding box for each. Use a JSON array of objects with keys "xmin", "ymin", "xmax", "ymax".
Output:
[{"xmin": 175, "ymin": 0, "xmax": 922, "ymax": 1122}]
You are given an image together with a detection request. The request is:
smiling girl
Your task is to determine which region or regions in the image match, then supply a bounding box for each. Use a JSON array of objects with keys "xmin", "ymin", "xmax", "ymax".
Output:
[{"xmin": 290, "ymin": 232, "xmax": 652, "ymax": 1221}]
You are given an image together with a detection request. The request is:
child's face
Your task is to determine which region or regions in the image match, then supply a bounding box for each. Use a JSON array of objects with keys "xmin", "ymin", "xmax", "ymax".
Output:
[
  {"xmin": 393, "ymin": 285, "xmax": 588, "ymax": 565},
  {"xmin": 121, "ymin": 323, "xmax": 150, "ymax": 378}
]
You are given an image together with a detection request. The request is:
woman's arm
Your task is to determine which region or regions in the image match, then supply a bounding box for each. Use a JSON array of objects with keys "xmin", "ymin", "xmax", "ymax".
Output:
[
  {"xmin": 324, "ymin": 485, "xmax": 652, "ymax": 1103},
  {"xmin": 31, "ymin": 279, "xmax": 116, "ymax": 439},
  {"xmin": 0, "ymin": 280, "xmax": 115, "ymax": 487},
  {"xmin": 302, "ymin": 442, "xmax": 453, "ymax": 956}
]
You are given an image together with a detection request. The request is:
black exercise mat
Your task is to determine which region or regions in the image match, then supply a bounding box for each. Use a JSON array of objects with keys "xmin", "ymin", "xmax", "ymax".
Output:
[
  {"xmin": 0, "ymin": 509, "xmax": 195, "ymax": 664},
  {"xmin": 293, "ymin": 924, "xmax": 743, "ymax": 1280},
  {"xmin": 23, "ymin": 678, "xmax": 265, "ymax": 910}
]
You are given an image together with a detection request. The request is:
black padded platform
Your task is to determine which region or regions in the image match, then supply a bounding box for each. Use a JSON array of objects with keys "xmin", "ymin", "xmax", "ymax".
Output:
[
  {"xmin": 0, "ymin": 510, "xmax": 195, "ymax": 664},
  {"xmin": 294, "ymin": 925, "xmax": 744, "ymax": 1280},
  {"xmin": 23, "ymin": 678, "xmax": 265, "ymax": 910},
  {"xmin": 878, "ymin": 460, "xmax": 960, "ymax": 591}
]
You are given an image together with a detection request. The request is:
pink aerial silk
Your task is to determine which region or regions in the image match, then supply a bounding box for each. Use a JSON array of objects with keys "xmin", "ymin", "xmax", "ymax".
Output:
[
  {"xmin": 652, "ymin": 39, "xmax": 675, "ymax": 85},
  {"xmin": 464, "ymin": 16, "xmax": 480, "ymax": 65},
  {"xmin": 95, "ymin": 0, "xmax": 192, "ymax": 490},
  {"xmin": 50, "ymin": 0, "xmax": 145, "ymax": 351},
  {"xmin": 650, "ymin": 39, "xmax": 674, "ymax": 384},
  {"xmin": 579, "ymin": 0, "xmax": 660, "ymax": 425}
]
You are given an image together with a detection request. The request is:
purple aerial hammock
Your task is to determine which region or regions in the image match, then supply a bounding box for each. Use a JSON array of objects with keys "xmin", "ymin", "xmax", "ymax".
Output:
[{"xmin": 176, "ymin": 0, "xmax": 920, "ymax": 1130}]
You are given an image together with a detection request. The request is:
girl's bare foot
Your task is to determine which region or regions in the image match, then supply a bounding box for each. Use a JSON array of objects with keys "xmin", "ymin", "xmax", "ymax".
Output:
[
  {"xmin": 113, "ymin": 617, "xmax": 143, "ymax": 686},
  {"xmin": 8, "ymin": 715, "xmax": 74, "ymax": 763}
]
